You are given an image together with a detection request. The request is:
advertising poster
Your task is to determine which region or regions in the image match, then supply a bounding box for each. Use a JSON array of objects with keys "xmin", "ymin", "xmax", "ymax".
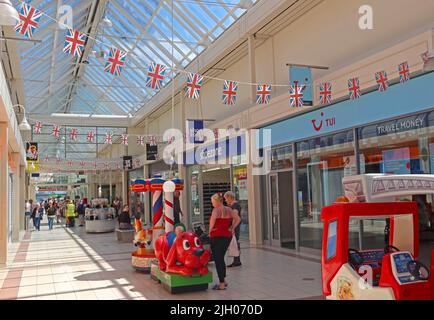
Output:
[
  {"xmin": 382, "ymin": 147, "xmax": 411, "ymax": 174},
  {"xmin": 146, "ymin": 144, "xmax": 158, "ymax": 161},
  {"xmin": 26, "ymin": 142, "xmax": 38, "ymax": 162},
  {"xmin": 123, "ymin": 156, "xmax": 133, "ymax": 170}
]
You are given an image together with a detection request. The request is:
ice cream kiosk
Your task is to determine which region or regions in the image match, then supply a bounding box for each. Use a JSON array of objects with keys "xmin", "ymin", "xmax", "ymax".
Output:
[{"xmin": 321, "ymin": 174, "xmax": 434, "ymax": 300}]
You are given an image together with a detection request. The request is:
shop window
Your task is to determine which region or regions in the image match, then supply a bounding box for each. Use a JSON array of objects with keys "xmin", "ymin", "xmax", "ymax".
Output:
[
  {"xmin": 296, "ymin": 130, "xmax": 355, "ymax": 249},
  {"xmin": 270, "ymin": 145, "xmax": 293, "ymax": 171}
]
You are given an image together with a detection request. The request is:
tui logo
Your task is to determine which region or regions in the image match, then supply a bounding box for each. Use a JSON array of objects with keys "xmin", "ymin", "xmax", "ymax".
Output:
[{"xmin": 311, "ymin": 112, "xmax": 335, "ymax": 132}]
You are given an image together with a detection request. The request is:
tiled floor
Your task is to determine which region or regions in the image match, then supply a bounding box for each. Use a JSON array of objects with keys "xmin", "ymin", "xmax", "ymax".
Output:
[{"xmin": 0, "ymin": 221, "xmax": 323, "ymax": 300}]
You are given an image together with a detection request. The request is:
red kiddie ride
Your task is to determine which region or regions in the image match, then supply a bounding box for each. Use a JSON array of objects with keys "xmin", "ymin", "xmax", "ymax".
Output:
[{"xmin": 321, "ymin": 174, "xmax": 434, "ymax": 300}]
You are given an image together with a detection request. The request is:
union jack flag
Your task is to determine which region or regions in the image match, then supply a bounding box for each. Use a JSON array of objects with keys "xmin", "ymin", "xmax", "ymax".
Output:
[
  {"xmin": 68, "ymin": 160, "xmax": 73, "ymax": 167},
  {"xmin": 69, "ymin": 128, "xmax": 78, "ymax": 141},
  {"xmin": 148, "ymin": 135, "xmax": 157, "ymax": 146},
  {"xmin": 167, "ymin": 136, "xmax": 175, "ymax": 145},
  {"xmin": 80, "ymin": 161, "xmax": 86, "ymax": 168},
  {"xmin": 256, "ymin": 84, "xmax": 271, "ymax": 104},
  {"xmin": 146, "ymin": 63, "xmax": 167, "ymax": 90},
  {"xmin": 289, "ymin": 81, "xmax": 305, "ymax": 107},
  {"xmin": 87, "ymin": 131, "xmax": 95, "ymax": 142},
  {"xmin": 105, "ymin": 132, "xmax": 113, "ymax": 144},
  {"xmin": 44, "ymin": 155, "xmax": 49, "ymax": 162},
  {"xmin": 135, "ymin": 159, "xmax": 141, "ymax": 168},
  {"xmin": 398, "ymin": 61, "xmax": 410, "ymax": 83},
  {"xmin": 63, "ymin": 28, "xmax": 86, "ymax": 57},
  {"xmin": 14, "ymin": 3, "xmax": 42, "ymax": 39},
  {"xmin": 121, "ymin": 134, "xmax": 129, "ymax": 145},
  {"xmin": 375, "ymin": 71, "xmax": 389, "ymax": 92},
  {"xmin": 348, "ymin": 78, "xmax": 361, "ymax": 100},
  {"xmin": 185, "ymin": 73, "xmax": 203, "ymax": 100},
  {"xmin": 137, "ymin": 135, "xmax": 145, "ymax": 146},
  {"xmin": 105, "ymin": 163, "xmax": 110, "ymax": 170},
  {"xmin": 52, "ymin": 125, "xmax": 61, "ymax": 138},
  {"xmin": 116, "ymin": 162, "xmax": 121, "ymax": 170},
  {"xmin": 33, "ymin": 121, "xmax": 43, "ymax": 134},
  {"xmin": 222, "ymin": 80, "xmax": 238, "ymax": 106},
  {"xmin": 93, "ymin": 161, "xmax": 97, "ymax": 169},
  {"xmin": 319, "ymin": 82, "xmax": 332, "ymax": 105},
  {"xmin": 105, "ymin": 48, "xmax": 127, "ymax": 76}
]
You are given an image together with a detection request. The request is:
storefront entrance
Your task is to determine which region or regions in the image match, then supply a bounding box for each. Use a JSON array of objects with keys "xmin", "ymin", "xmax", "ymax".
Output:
[{"xmin": 267, "ymin": 171, "xmax": 295, "ymax": 249}]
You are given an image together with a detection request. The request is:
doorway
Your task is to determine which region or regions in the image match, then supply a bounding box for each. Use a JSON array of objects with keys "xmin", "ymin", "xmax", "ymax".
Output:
[{"xmin": 267, "ymin": 171, "xmax": 295, "ymax": 249}]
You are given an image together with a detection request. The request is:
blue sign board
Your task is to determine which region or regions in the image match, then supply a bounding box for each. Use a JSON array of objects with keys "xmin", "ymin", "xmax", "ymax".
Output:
[
  {"xmin": 289, "ymin": 66, "xmax": 312, "ymax": 105},
  {"xmin": 259, "ymin": 72, "xmax": 434, "ymax": 148},
  {"xmin": 183, "ymin": 134, "xmax": 246, "ymax": 165},
  {"xmin": 186, "ymin": 120, "xmax": 204, "ymax": 144}
]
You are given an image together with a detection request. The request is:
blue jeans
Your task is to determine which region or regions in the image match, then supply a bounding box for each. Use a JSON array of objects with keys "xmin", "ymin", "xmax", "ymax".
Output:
[
  {"xmin": 48, "ymin": 217, "xmax": 54, "ymax": 230},
  {"xmin": 33, "ymin": 217, "xmax": 40, "ymax": 231}
]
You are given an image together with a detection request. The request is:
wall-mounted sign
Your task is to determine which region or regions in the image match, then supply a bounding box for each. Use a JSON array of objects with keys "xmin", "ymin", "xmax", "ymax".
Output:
[
  {"xmin": 146, "ymin": 144, "xmax": 158, "ymax": 161},
  {"xmin": 123, "ymin": 156, "xmax": 133, "ymax": 170},
  {"xmin": 376, "ymin": 114, "xmax": 427, "ymax": 136},
  {"xmin": 186, "ymin": 120, "xmax": 204, "ymax": 144}
]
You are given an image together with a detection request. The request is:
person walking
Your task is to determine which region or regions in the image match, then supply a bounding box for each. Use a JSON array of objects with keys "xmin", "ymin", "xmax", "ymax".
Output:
[
  {"xmin": 209, "ymin": 193, "xmax": 241, "ymax": 290},
  {"xmin": 118, "ymin": 205, "xmax": 132, "ymax": 230},
  {"xmin": 224, "ymin": 191, "xmax": 242, "ymax": 267},
  {"xmin": 77, "ymin": 200, "xmax": 85, "ymax": 227},
  {"xmin": 66, "ymin": 200, "xmax": 76, "ymax": 227},
  {"xmin": 25, "ymin": 199, "xmax": 33, "ymax": 230},
  {"xmin": 33, "ymin": 203, "xmax": 44, "ymax": 231},
  {"xmin": 46, "ymin": 202, "xmax": 56, "ymax": 230}
]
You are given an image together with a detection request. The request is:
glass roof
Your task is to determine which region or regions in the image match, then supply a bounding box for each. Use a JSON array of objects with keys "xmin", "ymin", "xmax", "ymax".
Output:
[
  {"xmin": 16, "ymin": 0, "xmax": 257, "ymax": 118},
  {"xmin": 15, "ymin": 0, "xmax": 256, "ymax": 159}
]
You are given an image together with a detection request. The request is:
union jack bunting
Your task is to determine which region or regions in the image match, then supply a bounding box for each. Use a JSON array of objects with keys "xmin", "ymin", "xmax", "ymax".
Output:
[
  {"xmin": 14, "ymin": 3, "xmax": 42, "ymax": 39},
  {"xmin": 52, "ymin": 125, "xmax": 61, "ymax": 138},
  {"xmin": 222, "ymin": 80, "xmax": 238, "ymax": 106},
  {"xmin": 421, "ymin": 51, "xmax": 430, "ymax": 63},
  {"xmin": 105, "ymin": 163, "xmax": 110, "ymax": 170},
  {"xmin": 137, "ymin": 135, "xmax": 145, "ymax": 146},
  {"xmin": 33, "ymin": 121, "xmax": 43, "ymax": 134},
  {"xmin": 256, "ymin": 84, "xmax": 271, "ymax": 104},
  {"xmin": 146, "ymin": 63, "xmax": 167, "ymax": 90},
  {"xmin": 398, "ymin": 61, "xmax": 410, "ymax": 83},
  {"xmin": 93, "ymin": 161, "xmax": 97, "ymax": 169},
  {"xmin": 86, "ymin": 131, "xmax": 95, "ymax": 143},
  {"xmin": 56, "ymin": 159, "xmax": 61, "ymax": 165},
  {"xmin": 116, "ymin": 163, "xmax": 121, "ymax": 170},
  {"xmin": 185, "ymin": 73, "xmax": 203, "ymax": 100},
  {"xmin": 44, "ymin": 155, "xmax": 49, "ymax": 162},
  {"xmin": 121, "ymin": 134, "xmax": 129, "ymax": 145},
  {"xmin": 135, "ymin": 159, "xmax": 141, "ymax": 168},
  {"xmin": 69, "ymin": 128, "xmax": 78, "ymax": 141},
  {"xmin": 148, "ymin": 135, "xmax": 157, "ymax": 146},
  {"xmin": 68, "ymin": 160, "xmax": 73, "ymax": 167},
  {"xmin": 63, "ymin": 28, "xmax": 86, "ymax": 57},
  {"xmin": 105, "ymin": 132, "xmax": 113, "ymax": 144},
  {"xmin": 319, "ymin": 82, "xmax": 332, "ymax": 105},
  {"xmin": 348, "ymin": 78, "xmax": 361, "ymax": 100},
  {"xmin": 105, "ymin": 48, "xmax": 127, "ymax": 76},
  {"xmin": 375, "ymin": 71, "xmax": 389, "ymax": 92},
  {"xmin": 289, "ymin": 82, "xmax": 305, "ymax": 107},
  {"xmin": 80, "ymin": 161, "xmax": 86, "ymax": 168}
]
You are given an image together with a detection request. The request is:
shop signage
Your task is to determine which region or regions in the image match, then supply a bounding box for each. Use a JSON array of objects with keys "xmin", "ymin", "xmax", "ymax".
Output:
[
  {"xmin": 37, "ymin": 186, "xmax": 68, "ymax": 192},
  {"xmin": 259, "ymin": 72, "xmax": 434, "ymax": 147},
  {"xmin": 146, "ymin": 144, "xmax": 158, "ymax": 161},
  {"xmin": 123, "ymin": 156, "xmax": 133, "ymax": 170},
  {"xmin": 376, "ymin": 114, "xmax": 427, "ymax": 136},
  {"xmin": 183, "ymin": 134, "xmax": 246, "ymax": 165},
  {"xmin": 186, "ymin": 120, "xmax": 204, "ymax": 144}
]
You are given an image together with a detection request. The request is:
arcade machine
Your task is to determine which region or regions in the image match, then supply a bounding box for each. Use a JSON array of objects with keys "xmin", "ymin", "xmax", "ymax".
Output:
[
  {"xmin": 150, "ymin": 180, "xmax": 213, "ymax": 293},
  {"xmin": 321, "ymin": 174, "xmax": 434, "ymax": 300}
]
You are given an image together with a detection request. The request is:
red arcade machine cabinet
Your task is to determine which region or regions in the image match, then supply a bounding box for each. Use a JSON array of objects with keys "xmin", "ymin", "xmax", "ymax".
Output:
[{"xmin": 321, "ymin": 174, "xmax": 434, "ymax": 300}]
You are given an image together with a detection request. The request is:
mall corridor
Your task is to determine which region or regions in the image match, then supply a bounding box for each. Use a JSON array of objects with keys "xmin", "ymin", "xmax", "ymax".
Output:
[{"xmin": 0, "ymin": 221, "xmax": 322, "ymax": 300}]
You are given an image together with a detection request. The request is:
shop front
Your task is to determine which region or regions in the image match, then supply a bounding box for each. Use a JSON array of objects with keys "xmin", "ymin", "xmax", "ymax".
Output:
[
  {"xmin": 128, "ymin": 167, "xmax": 145, "ymax": 219},
  {"xmin": 183, "ymin": 134, "xmax": 249, "ymax": 239},
  {"xmin": 259, "ymin": 71, "xmax": 434, "ymax": 253}
]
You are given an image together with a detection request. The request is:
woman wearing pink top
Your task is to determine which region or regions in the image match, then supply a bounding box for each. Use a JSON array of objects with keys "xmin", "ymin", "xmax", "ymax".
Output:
[{"xmin": 209, "ymin": 193, "xmax": 241, "ymax": 290}]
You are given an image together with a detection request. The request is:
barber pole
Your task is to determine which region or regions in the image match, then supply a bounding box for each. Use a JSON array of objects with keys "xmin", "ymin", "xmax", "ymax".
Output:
[
  {"xmin": 163, "ymin": 181, "xmax": 176, "ymax": 233},
  {"xmin": 150, "ymin": 178, "xmax": 165, "ymax": 244}
]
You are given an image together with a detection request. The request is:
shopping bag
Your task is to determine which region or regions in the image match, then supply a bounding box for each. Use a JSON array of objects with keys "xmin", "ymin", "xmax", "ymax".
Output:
[{"xmin": 228, "ymin": 235, "xmax": 239, "ymax": 257}]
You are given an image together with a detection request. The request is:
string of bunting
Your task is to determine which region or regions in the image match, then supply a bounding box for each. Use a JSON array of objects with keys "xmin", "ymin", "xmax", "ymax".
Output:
[{"xmin": 14, "ymin": 2, "xmax": 428, "ymax": 109}]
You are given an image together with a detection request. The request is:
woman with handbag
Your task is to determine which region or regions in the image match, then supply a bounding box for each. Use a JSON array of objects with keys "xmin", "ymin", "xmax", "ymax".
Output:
[{"xmin": 209, "ymin": 193, "xmax": 241, "ymax": 290}]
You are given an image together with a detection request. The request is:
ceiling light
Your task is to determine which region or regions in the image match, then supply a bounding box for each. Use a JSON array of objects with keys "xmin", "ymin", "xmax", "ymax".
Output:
[
  {"xmin": 0, "ymin": 0, "xmax": 19, "ymax": 26},
  {"xmin": 19, "ymin": 116, "xmax": 31, "ymax": 131}
]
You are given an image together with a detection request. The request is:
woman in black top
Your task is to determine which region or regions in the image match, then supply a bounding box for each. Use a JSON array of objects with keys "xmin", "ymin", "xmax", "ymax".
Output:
[{"xmin": 118, "ymin": 205, "xmax": 132, "ymax": 230}]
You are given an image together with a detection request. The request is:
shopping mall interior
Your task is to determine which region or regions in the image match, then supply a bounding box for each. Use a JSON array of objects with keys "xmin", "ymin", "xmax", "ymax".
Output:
[{"xmin": 0, "ymin": 0, "xmax": 434, "ymax": 301}]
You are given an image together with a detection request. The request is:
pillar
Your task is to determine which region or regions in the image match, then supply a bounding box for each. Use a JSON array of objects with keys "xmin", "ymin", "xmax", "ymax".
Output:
[
  {"xmin": 12, "ymin": 153, "xmax": 21, "ymax": 242},
  {"xmin": 248, "ymin": 35, "xmax": 256, "ymax": 104},
  {"xmin": 246, "ymin": 130, "xmax": 262, "ymax": 246},
  {"xmin": 0, "ymin": 123, "xmax": 9, "ymax": 265},
  {"xmin": 20, "ymin": 164, "xmax": 26, "ymax": 232},
  {"xmin": 121, "ymin": 170, "xmax": 127, "ymax": 205}
]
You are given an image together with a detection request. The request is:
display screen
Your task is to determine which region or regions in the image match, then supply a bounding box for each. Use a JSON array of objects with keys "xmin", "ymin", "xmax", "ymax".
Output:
[
  {"xmin": 393, "ymin": 253, "xmax": 413, "ymax": 274},
  {"xmin": 326, "ymin": 220, "xmax": 338, "ymax": 260}
]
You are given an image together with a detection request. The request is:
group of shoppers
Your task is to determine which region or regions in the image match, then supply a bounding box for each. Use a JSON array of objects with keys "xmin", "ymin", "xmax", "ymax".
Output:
[{"xmin": 25, "ymin": 198, "xmax": 61, "ymax": 231}]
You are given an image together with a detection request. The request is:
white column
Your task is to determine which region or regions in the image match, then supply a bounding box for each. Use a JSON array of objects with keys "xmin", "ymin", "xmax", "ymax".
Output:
[
  {"xmin": 12, "ymin": 153, "xmax": 21, "ymax": 242},
  {"xmin": 248, "ymin": 35, "xmax": 256, "ymax": 104},
  {"xmin": 0, "ymin": 123, "xmax": 9, "ymax": 265},
  {"xmin": 20, "ymin": 164, "xmax": 26, "ymax": 232}
]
